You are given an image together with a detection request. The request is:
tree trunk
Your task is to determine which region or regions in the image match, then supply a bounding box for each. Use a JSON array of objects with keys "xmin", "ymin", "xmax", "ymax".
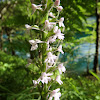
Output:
[
  {"xmin": 93, "ymin": 0, "xmax": 100, "ymax": 73},
  {"xmin": 30, "ymin": 51, "xmax": 34, "ymax": 59}
]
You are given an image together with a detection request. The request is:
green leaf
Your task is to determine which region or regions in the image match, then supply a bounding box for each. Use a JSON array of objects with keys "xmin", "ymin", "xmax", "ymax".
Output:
[{"xmin": 89, "ymin": 71, "xmax": 100, "ymax": 81}]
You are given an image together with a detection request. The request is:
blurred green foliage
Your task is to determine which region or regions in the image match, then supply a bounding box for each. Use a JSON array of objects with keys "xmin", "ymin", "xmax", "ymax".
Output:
[
  {"xmin": 60, "ymin": 76, "xmax": 100, "ymax": 100},
  {"xmin": 0, "ymin": 51, "xmax": 40, "ymax": 99}
]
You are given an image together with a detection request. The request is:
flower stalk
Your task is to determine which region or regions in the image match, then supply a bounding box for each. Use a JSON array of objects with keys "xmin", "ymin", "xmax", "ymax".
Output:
[{"xmin": 25, "ymin": 0, "xmax": 66, "ymax": 99}]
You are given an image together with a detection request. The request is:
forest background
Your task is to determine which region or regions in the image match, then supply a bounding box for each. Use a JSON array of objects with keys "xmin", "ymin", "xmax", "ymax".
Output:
[{"xmin": 0, "ymin": 0, "xmax": 100, "ymax": 100}]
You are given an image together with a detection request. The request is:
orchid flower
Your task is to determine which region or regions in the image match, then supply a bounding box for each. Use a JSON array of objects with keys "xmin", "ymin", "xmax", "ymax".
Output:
[
  {"xmin": 48, "ymin": 88, "xmax": 61, "ymax": 100},
  {"xmin": 45, "ymin": 20, "xmax": 56, "ymax": 31},
  {"xmin": 59, "ymin": 17, "xmax": 65, "ymax": 27},
  {"xmin": 45, "ymin": 52, "xmax": 57, "ymax": 65},
  {"xmin": 32, "ymin": 80, "xmax": 38, "ymax": 87},
  {"xmin": 29, "ymin": 39, "xmax": 44, "ymax": 51},
  {"xmin": 55, "ymin": 29, "xmax": 64, "ymax": 40},
  {"xmin": 57, "ymin": 45, "xmax": 64, "ymax": 54},
  {"xmin": 25, "ymin": 24, "xmax": 32, "ymax": 30},
  {"xmin": 47, "ymin": 36, "xmax": 57, "ymax": 43},
  {"xmin": 25, "ymin": 24, "xmax": 39, "ymax": 30},
  {"xmin": 53, "ymin": 26, "xmax": 58, "ymax": 33},
  {"xmin": 58, "ymin": 63, "xmax": 66, "ymax": 74},
  {"xmin": 39, "ymin": 72, "xmax": 53, "ymax": 84},
  {"xmin": 32, "ymin": 4, "xmax": 42, "ymax": 13},
  {"xmin": 56, "ymin": 75, "xmax": 63, "ymax": 85}
]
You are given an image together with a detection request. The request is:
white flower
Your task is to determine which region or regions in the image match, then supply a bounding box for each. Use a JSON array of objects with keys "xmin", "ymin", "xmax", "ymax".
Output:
[
  {"xmin": 57, "ymin": 6, "xmax": 63, "ymax": 12},
  {"xmin": 33, "ymin": 80, "xmax": 38, "ymax": 87},
  {"xmin": 56, "ymin": 75, "xmax": 63, "ymax": 85},
  {"xmin": 30, "ymin": 44, "xmax": 38, "ymax": 51},
  {"xmin": 53, "ymin": 26, "xmax": 58, "ymax": 33},
  {"xmin": 29, "ymin": 39, "xmax": 44, "ymax": 51},
  {"xmin": 35, "ymin": 39, "xmax": 44, "ymax": 43},
  {"xmin": 49, "ymin": 12, "xmax": 55, "ymax": 18},
  {"xmin": 54, "ymin": 0, "xmax": 60, "ymax": 6},
  {"xmin": 57, "ymin": 45, "xmax": 64, "ymax": 54},
  {"xmin": 25, "ymin": 24, "xmax": 40, "ymax": 30},
  {"xmin": 45, "ymin": 20, "xmax": 56, "ymax": 31},
  {"xmin": 55, "ymin": 29, "xmax": 64, "ymax": 40},
  {"xmin": 32, "ymin": 4, "xmax": 42, "ymax": 13},
  {"xmin": 54, "ymin": 28, "xmax": 64, "ymax": 40},
  {"xmin": 48, "ymin": 88, "xmax": 61, "ymax": 100},
  {"xmin": 39, "ymin": 72, "xmax": 53, "ymax": 84},
  {"xmin": 25, "ymin": 24, "xmax": 32, "ymax": 30},
  {"xmin": 47, "ymin": 36, "xmax": 56, "ymax": 43},
  {"xmin": 45, "ymin": 52, "xmax": 57, "ymax": 65},
  {"xmin": 58, "ymin": 63, "xmax": 66, "ymax": 74},
  {"xmin": 59, "ymin": 17, "xmax": 65, "ymax": 27}
]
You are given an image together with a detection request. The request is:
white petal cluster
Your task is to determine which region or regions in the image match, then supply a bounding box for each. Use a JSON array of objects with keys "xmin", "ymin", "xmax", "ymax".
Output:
[
  {"xmin": 45, "ymin": 20, "xmax": 56, "ymax": 31},
  {"xmin": 53, "ymin": 26, "xmax": 64, "ymax": 40},
  {"xmin": 33, "ymin": 72, "xmax": 53, "ymax": 85},
  {"xmin": 47, "ymin": 36, "xmax": 56, "ymax": 43},
  {"xmin": 53, "ymin": 26, "xmax": 58, "ymax": 33},
  {"xmin": 32, "ymin": 4, "xmax": 42, "ymax": 13},
  {"xmin": 29, "ymin": 39, "xmax": 44, "ymax": 51},
  {"xmin": 39, "ymin": 72, "xmax": 53, "ymax": 84},
  {"xmin": 58, "ymin": 63, "xmax": 66, "ymax": 74},
  {"xmin": 32, "ymin": 80, "xmax": 39, "ymax": 87},
  {"xmin": 55, "ymin": 29, "xmax": 64, "ymax": 40},
  {"xmin": 48, "ymin": 88, "xmax": 61, "ymax": 100},
  {"xmin": 47, "ymin": 26, "xmax": 64, "ymax": 42},
  {"xmin": 45, "ymin": 52, "xmax": 57, "ymax": 65}
]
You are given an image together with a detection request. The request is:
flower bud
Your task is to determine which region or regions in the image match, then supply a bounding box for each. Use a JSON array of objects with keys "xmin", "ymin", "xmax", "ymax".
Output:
[
  {"xmin": 49, "ymin": 12, "xmax": 55, "ymax": 18},
  {"xmin": 32, "ymin": 4, "xmax": 42, "ymax": 13},
  {"xmin": 54, "ymin": 0, "xmax": 60, "ymax": 6},
  {"xmin": 57, "ymin": 6, "xmax": 63, "ymax": 12},
  {"xmin": 45, "ymin": 20, "xmax": 49, "ymax": 26}
]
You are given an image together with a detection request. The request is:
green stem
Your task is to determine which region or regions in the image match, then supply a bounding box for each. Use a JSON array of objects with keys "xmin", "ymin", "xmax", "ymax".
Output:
[{"xmin": 42, "ymin": 31, "xmax": 47, "ymax": 72}]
